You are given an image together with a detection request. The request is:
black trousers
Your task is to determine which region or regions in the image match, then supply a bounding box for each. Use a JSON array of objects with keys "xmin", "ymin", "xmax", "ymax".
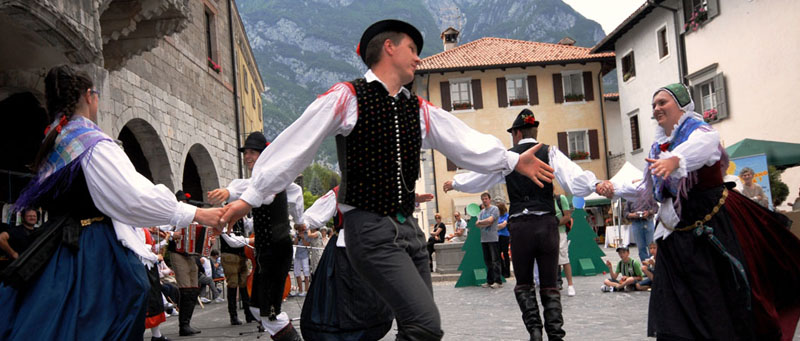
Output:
[
  {"xmin": 344, "ymin": 209, "xmax": 443, "ymax": 340},
  {"xmin": 481, "ymin": 242, "xmax": 502, "ymax": 285},
  {"xmin": 498, "ymin": 235, "xmax": 511, "ymax": 278},
  {"xmin": 509, "ymin": 214, "xmax": 559, "ymax": 289},
  {"xmin": 251, "ymin": 240, "xmax": 292, "ymax": 317}
]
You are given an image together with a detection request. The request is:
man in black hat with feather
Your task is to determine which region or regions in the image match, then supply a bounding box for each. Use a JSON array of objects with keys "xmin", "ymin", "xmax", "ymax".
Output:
[{"xmin": 221, "ymin": 20, "xmax": 556, "ymax": 340}]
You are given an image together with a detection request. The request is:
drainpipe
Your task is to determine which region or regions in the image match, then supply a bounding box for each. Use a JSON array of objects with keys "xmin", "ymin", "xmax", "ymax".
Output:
[
  {"xmin": 648, "ymin": 0, "xmax": 687, "ymax": 84},
  {"xmin": 597, "ymin": 71, "xmax": 610, "ymax": 178},
  {"xmin": 424, "ymin": 72, "xmax": 439, "ymax": 213},
  {"xmin": 228, "ymin": 0, "xmax": 243, "ymax": 178}
]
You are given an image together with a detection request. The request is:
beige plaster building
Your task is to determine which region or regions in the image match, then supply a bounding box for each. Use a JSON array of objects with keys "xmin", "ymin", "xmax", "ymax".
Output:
[{"xmin": 414, "ymin": 35, "xmax": 614, "ymax": 225}]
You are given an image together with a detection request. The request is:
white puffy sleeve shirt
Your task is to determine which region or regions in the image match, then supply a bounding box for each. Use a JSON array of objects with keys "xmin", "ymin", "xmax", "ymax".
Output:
[
  {"xmin": 241, "ymin": 70, "xmax": 520, "ymax": 209},
  {"xmin": 303, "ymin": 189, "xmax": 338, "ymax": 230},
  {"xmin": 82, "ymin": 140, "xmax": 196, "ymax": 228}
]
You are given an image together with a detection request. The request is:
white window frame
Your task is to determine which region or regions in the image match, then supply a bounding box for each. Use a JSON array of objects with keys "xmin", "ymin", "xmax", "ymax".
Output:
[
  {"xmin": 566, "ymin": 129, "xmax": 590, "ymax": 162},
  {"xmin": 561, "ymin": 70, "xmax": 585, "ymax": 103},
  {"xmin": 506, "ymin": 74, "xmax": 529, "ymax": 107},
  {"xmin": 620, "ymin": 49, "xmax": 636, "ymax": 83},
  {"xmin": 656, "ymin": 24, "xmax": 670, "ymax": 62},
  {"xmin": 449, "ymin": 78, "xmax": 473, "ymax": 111},
  {"xmin": 697, "ymin": 79, "xmax": 718, "ymax": 113}
]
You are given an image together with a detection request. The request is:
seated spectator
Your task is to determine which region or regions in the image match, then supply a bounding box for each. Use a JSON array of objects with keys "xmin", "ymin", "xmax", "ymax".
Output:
[
  {"xmin": 636, "ymin": 243, "xmax": 658, "ymax": 291},
  {"xmin": 209, "ymin": 249, "xmax": 224, "ymax": 280},
  {"xmin": 601, "ymin": 246, "xmax": 644, "ymax": 292},
  {"xmin": 426, "ymin": 213, "xmax": 446, "ymax": 271},
  {"xmin": 0, "ymin": 208, "xmax": 39, "ymax": 270},
  {"xmin": 738, "ymin": 167, "xmax": 769, "ymax": 208},
  {"xmin": 445, "ymin": 212, "xmax": 468, "ymax": 243},
  {"xmin": 197, "ymin": 256, "xmax": 223, "ymax": 303}
]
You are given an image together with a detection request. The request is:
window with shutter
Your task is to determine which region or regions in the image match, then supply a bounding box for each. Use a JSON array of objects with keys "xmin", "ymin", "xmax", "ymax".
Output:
[
  {"xmin": 690, "ymin": 72, "xmax": 727, "ymax": 123},
  {"xmin": 561, "ymin": 71, "xmax": 585, "ymax": 102},
  {"xmin": 505, "ymin": 76, "xmax": 528, "ymax": 106},
  {"xmin": 567, "ymin": 130, "xmax": 589, "ymax": 160},
  {"xmin": 449, "ymin": 79, "xmax": 472, "ymax": 110}
]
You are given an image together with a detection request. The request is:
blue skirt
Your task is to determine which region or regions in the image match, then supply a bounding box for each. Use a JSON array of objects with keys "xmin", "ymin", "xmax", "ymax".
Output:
[{"xmin": 0, "ymin": 221, "xmax": 149, "ymax": 340}]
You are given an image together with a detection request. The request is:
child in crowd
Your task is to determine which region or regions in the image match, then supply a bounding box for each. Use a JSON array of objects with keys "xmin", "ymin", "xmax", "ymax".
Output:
[
  {"xmin": 636, "ymin": 243, "xmax": 657, "ymax": 291},
  {"xmin": 601, "ymin": 246, "xmax": 644, "ymax": 292}
]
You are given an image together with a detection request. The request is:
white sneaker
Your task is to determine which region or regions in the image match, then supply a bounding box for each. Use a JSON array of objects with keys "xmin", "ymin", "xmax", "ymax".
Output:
[
  {"xmin": 567, "ymin": 286, "xmax": 576, "ymax": 296},
  {"xmin": 600, "ymin": 285, "xmax": 613, "ymax": 293},
  {"xmin": 481, "ymin": 283, "xmax": 490, "ymax": 288},
  {"xmin": 298, "ymin": 292, "xmax": 306, "ymax": 297},
  {"xmin": 200, "ymin": 297, "xmax": 212, "ymax": 303},
  {"xmin": 214, "ymin": 297, "xmax": 225, "ymax": 303},
  {"xmin": 491, "ymin": 283, "xmax": 503, "ymax": 289}
]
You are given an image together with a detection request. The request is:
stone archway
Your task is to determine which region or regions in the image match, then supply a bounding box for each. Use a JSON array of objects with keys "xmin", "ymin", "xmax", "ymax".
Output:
[
  {"xmin": 181, "ymin": 144, "xmax": 219, "ymax": 204},
  {"xmin": 0, "ymin": 92, "xmax": 48, "ymax": 202},
  {"xmin": 118, "ymin": 118, "xmax": 173, "ymax": 190}
]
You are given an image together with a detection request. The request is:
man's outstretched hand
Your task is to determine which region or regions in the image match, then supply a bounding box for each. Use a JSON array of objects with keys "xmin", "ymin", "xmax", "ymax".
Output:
[
  {"xmin": 515, "ymin": 144, "xmax": 555, "ymax": 187},
  {"xmin": 415, "ymin": 193, "xmax": 434, "ymax": 203},
  {"xmin": 220, "ymin": 199, "xmax": 252, "ymax": 232}
]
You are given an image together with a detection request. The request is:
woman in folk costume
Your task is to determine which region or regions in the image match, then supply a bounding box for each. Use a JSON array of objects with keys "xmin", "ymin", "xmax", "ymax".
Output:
[
  {"xmin": 604, "ymin": 83, "xmax": 800, "ymax": 340},
  {"xmin": 0, "ymin": 65, "xmax": 222, "ymax": 340}
]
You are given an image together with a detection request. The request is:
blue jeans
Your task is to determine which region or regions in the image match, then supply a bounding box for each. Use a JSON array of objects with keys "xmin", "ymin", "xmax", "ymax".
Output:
[{"xmin": 631, "ymin": 219, "xmax": 654, "ymax": 261}]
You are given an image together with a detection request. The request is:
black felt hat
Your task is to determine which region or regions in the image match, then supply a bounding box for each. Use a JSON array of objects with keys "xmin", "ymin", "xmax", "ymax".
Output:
[
  {"xmin": 507, "ymin": 108, "xmax": 540, "ymax": 133},
  {"xmin": 175, "ymin": 190, "xmax": 190, "ymax": 202},
  {"xmin": 357, "ymin": 19, "xmax": 424, "ymax": 65},
  {"xmin": 239, "ymin": 132, "xmax": 269, "ymax": 153}
]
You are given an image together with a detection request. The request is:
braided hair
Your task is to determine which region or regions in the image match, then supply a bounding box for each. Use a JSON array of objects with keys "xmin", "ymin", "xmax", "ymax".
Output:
[{"xmin": 31, "ymin": 65, "xmax": 94, "ymax": 171}]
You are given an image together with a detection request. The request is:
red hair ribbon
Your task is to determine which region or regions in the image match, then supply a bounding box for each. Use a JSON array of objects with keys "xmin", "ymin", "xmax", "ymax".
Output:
[{"xmin": 44, "ymin": 115, "xmax": 69, "ymax": 135}]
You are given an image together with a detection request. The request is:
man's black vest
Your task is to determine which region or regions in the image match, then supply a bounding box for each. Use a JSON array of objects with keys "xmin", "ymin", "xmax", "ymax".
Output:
[
  {"xmin": 252, "ymin": 190, "xmax": 291, "ymax": 251},
  {"xmin": 336, "ymin": 78, "xmax": 421, "ymax": 216},
  {"xmin": 505, "ymin": 142, "xmax": 555, "ymax": 216},
  {"xmin": 220, "ymin": 219, "xmax": 246, "ymax": 256}
]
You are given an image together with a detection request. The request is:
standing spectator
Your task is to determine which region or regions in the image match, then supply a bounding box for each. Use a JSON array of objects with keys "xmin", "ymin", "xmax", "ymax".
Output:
[
  {"xmin": 307, "ymin": 226, "xmax": 323, "ymax": 275},
  {"xmin": 601, "ymin": 246, "xmax": 643, "ymax": 292},
  {"xmin": 496, "ymin": 202, "xmax": 511, "ymax": 278},
  {"xmin": 445, "ymin": 212, "xmax": 468, "ymax": 243},
  {"xmin": 477, "ymin": 193, "xmax": 502, "ymax": 288},
  {"xmin": 624, "ymin": 199, "xmax": 657, "ymax": 262},
  {"xmin": 738, "ymin": 167, "xmax": 769, "ymax": 208},
  {"xmin": 554, "ymin": 194, "xmax": 575, "ymax": 297},
  {"xmin": 209, "ymin": 249, "xmax": 224, "ymax": 280},
  {"xmin": 426, "ymin": 213, "xmax": 446, "ymax": 271},
  {"xmin": 0, "ymin": 208, "xmax": 39, "ymax": 270},
  {"xmin": 293, "ymin": 224, "xmax": 311, "ymax": 297}
]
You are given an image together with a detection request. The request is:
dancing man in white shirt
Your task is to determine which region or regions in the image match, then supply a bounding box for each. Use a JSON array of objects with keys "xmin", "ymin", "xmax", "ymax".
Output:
[
  {"xmin": 220, "ymin": 20, "xmax": 555, "ymax": 340},
  {"xmin": 443, "ymin": 109, "xmax": 605, "ymax": 341}
]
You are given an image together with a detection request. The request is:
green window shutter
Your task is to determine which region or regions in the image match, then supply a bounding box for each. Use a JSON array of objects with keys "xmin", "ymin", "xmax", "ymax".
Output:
[{"xmin": 713, "ymin": 73, "xmax": 727, "ymax": 120}]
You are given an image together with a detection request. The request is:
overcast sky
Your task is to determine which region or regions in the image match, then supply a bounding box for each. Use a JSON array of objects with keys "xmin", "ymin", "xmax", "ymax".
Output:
[{"xmin": 562, "ymin": 0, "xmax": 647, "ymax": 35}]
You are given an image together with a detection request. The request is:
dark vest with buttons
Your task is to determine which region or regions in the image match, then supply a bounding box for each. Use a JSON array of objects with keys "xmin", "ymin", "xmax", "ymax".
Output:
[
  {"xmin": 335, "ymin": 78, "xmax": 421, "ymax": 216},
  {"xmin": 505, "ymin": 142, "xmax": 555, "ymax": 216},
  {"xmin": 251, "ymin": 190, "xmax": 291, "ymax": 251},
  {"xmin": 220, "ymin": 219, "xmax": 246, "ymax": 256}
]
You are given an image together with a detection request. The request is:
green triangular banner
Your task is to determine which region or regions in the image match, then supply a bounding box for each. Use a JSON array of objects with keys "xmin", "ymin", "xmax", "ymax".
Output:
[{"xmin": 567, "ymin": 209, "xmax": 607, "ymax": 276}]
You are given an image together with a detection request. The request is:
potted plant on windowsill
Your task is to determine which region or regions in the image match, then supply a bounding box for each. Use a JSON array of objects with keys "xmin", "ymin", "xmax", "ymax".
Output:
[
  {"xmin": 509, "ymin": 98, "xmax": 528, "ymax": 106},
  {"xmin": 703, "ymin": 108, "xmax": 718, "ymax": 123},
  {"xmin": 564, "ymin": 93, "xmax": 584, "ymax": 102},
  {"xmin": 453, "ymin": 102, "xmax": 472, "ymax": 110},
  {"xmin": 207, "ymin": 57, "xmax": 222, "ymax": 73},
  {"xmin": 623, "ymin": 72, "xmax": 634, "ymax": 82},
  {"xmin": 569, "ymin": 151, "xmax": 589, "ymax": 161},
  {"xmin": 684, "ymin": 7, "xmax": 708, "ymax": 32}
]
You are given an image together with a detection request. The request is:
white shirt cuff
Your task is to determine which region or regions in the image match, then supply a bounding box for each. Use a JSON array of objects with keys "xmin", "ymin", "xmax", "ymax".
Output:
[
  {"xmin": 240, "ymin": 187, "xmax": 263, "ymax": 207},
  {"xmin": 504, "ymin": 150, "xmax": 520, "ymax": 176},
  {"xmin": 171, "ymin": 202, "xmax": 197, "ymax": 228}
]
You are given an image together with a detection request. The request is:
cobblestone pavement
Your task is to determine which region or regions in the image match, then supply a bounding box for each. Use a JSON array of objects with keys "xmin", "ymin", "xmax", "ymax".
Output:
[{"xmin": 145, "ymin": 246, "xmax": 799, "ymax": 340}]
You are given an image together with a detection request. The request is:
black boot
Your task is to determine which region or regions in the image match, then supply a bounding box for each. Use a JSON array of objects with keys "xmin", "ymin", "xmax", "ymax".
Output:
[
  {"xmin": 514, "ymin": 285, "xmax": 543, "ymax": 341},
  {"xmin": 228, "ymin": 287, "xmax": 242, "ymax": 325},
  {"xmin": 540, "ymin": 288, "xmax": 566, "ymax": 341},
  {"xmin": 241, "ymin": 286, "xmax": 257, "ymax": 323},
  {"xmin": 271, "ymin": 323, "xmax": 302, "ymax": 341},
  {"xmin": 179, "ymin": 288, "xmax": 202, "ymax": 336}
]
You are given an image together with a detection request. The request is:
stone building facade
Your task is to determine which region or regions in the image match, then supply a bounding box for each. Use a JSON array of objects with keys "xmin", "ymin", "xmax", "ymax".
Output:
[{"xmin": 0, "ymin": 0, "xmax": 255, "ymax": 204}]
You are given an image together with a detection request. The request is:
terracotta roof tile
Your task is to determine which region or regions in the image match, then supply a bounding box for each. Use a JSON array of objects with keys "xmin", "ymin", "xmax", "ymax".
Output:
[
  {"xmin": 417, "ymin": 37, "xmax": 615, "ymax": 73},
  {"xmin": 603, "ymin": 92, "xmax": 620, "ymax": 99}
]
